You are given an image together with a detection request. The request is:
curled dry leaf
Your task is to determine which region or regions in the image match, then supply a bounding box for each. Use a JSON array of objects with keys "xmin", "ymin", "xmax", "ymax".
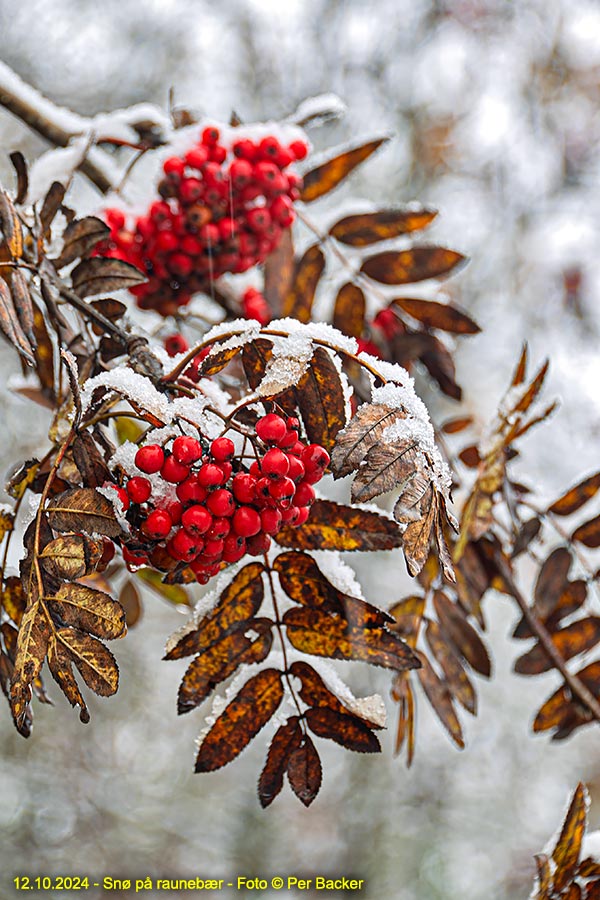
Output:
[
  {"xmin": 0, "ymin": 187, "xmax": 23, "ymax": 258},
  {"xmin": 71, "ymin": 257, "xmax": 146, "ymax": 299},
  {"xmin": 46, "ymin": 487, "xmax": 122, "ymax": 538},
  {"xmin": 55, "ymin": 628, "xmax": 119, "ymax": 696},
  {"xmin": 47, "ymin": 634, "xmax": 90, "ymax": 723},
  {"xmin": 533, "ymin": 661, "xmax": 600, "ymax": 739},
  {"xmin": 39, "ymin": 533, "xmax": 103, "ymax": 580},
  {"xmin": 47, "ymin": 584, "xmax": 126, "ymax": 641},
  {"xmin": 300, "ymin": 137, "xmax": 389, "ymax": 203},
  {"xmin": 0, "ymin": 278, "xmax": 35, "ymax": 364},
  {"xmin": 54, "ymin": 216, "xmax": 110, "ymax": 269}
]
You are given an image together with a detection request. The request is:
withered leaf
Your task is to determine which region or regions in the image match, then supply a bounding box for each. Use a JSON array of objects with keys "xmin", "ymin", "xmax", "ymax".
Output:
[
  {"xmin": 242, "ymin": 338, "xmax": 273, "ymax": 390},
  {"xmin": 511, "ymin": 517, "xmax": 542, "ymax": 558},
  {"xmin": 39, "ymin": 181, "xmax": 66, "ymax": 234},
  {"xmin": 275, "ymin": 499, "xmax": 404, "ymax": 552},
  {"xmin": 287, "ymin": 735, "xmax": 322, "ymax": 806},
  {"xmin": 514, "ymin": 617, "xmax": 600, "ymax": 676},
  {"xmin": 533, "ymin": 854, "xmax": 551, "ymax": 900},
  {"xmin": 9, "ymin": 151, "xmax": 28, "ymax": 205},
  {"xmin": 47, "ymin": 634, "xmax": 90, "ymax": 723},
  {"xmin": 136, "ymin": 568, "xmax": 191, "ymax": 607},
  {"xmin": 433, "ymin": 591, "xmax": 491, "ymax": 677},
  {"xmin": 552, "ymin": 782, "xmax": 588, "ymax": 893},
  {"xmin": 72, "ymin": 431, "xmax": 111, "ymax": 488},
  {"xmin": 533, "ymin": 661, "xmax": 600, "ymax": 736},
  {"xmin": 418, "ymin": 333, "xmax": 462, "ymax": 400},
  {"xmin": 300, "ymin": 138, "xmax": 388, "ymax": 203},
  {"xmin": 572, "ymin": 516, "xmax": 600, "ymax": 549},
  {"xmin": 47, "ymin": 584, "xmax": 126, "ymax": 640},
  {"xmin": 56, "ymin": 627, "xmax": 119, "ymax": 696},
  {"xmin": 417, "ymin": 653, "xmax": 464, "ymax": 749},
  {"xmin": 455, "ymin": 444, "xmax": 505, "ymax": 560},
  {"xmin": 46, "ymin": 487, "xmax": 122, "ymax": 538},
  {"xmin": 199, "ymin": 344, "xmax": 242, "ymax": 377},
  {"xmin": 177, "ymin": 619, "xmax": 273, "ymax": 713},
  {"xmin": 331, "ymin": 402, "xmax": 405, "ymax": 479},
  {"xmin": 548, "ymin": 473, "xmax": 600, "ymax": 517},
  {"xmin": 119, "ymin": 580, "xmax": 142, "ymax": 627},
  {"xmin": 282, "ymin": 244, "xmax": 325, "ymax": 323},
  {"xmin": 391, "ymin": 297, "xmax": 480, "ymax": 334},
  {"xmin": 195, "ymin": 668, "xmax": 284, "ymax": 772},
  {"xmin": 258, "ymin": 716, "xmax": 303, "ymax": 808},
  {"xmin": 332, "ymin": 283, "xmax": 365, "ymax": 339},
  {"xmin": 305, "ymin": 706, "xmax": 381, "ymax": 753},
  {"xmin": 10, "ymin": 599, "xmax": 51, "ymax": 726},
  {"xmin": 164, "ymin": 562, "xmax": 265, "ymax": 659},
  {"xmin": 263, "ymin": 227, "xmax": 294, "ymax": 317},
  {"xmin": 441, "ymin": 416, "xmax": 473, "ymax": 435},
  {"xmin": 533, "ymin": 547, "xmax": 572, "ymax": 621},
  {"xmin": 352, "ymin": 438, "xmax": 418, "ymax": 504},
  {"xmin": 2, "ymin": 576, "xmax": 27, "ymax": 626},
  {"xmin": 392, "ymin": 674, "xmax": 415, "ymax": 765},
  {"xmin": 330, "ymin": 208, "xmax": 438, "ymax": 246},
  {"xmin": 579, "ymin": 859, "xmax": 600, "ymax": 878},
  {"xmin": 290, "ymin": 659, "xmax": 385, "ymax": 729},
  {"xmin": 54, "ymin": 216, "xmax": 110, "ymax": 268},
  {"xmin": 360, "ymin": 247, "xmax": 466, "ymax": 285},
  {"xmin": 11, "ymin": 268, "xmax": 35, "ymax": 346},
  {"xmin": 296, "ymin": 346, "xmax": 347, "ymax": 450},
  {"xmin": 0, "ymin": 188, "xmax": 23, "ymax": 258},
  {"xmin": 0, "ymin": 278, "xmax": 34, "ymax": 364},
  {"xmin": 283, "ymin": 605, "xmax": 419, "ymax": 671},
  {"xmin": 0, "ymin": 509, "xmax": 14, "ymax": 542},
  {"xmin": 71, "ymin": 257, "xmax": 146, "ymax": 299},
  {"xmin": 31, "ymin": 302, "xmax": 55, "ymax": 400},
  {"xmin": 40, "ymin": 533, "xmax": 103, "ymax": 580},
  {"xmin": 425, "ymin": 619, "xmax": 476, "ymax": 714}
]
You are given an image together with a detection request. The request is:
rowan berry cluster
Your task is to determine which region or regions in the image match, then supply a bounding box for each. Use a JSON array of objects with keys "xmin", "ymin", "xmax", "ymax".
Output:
[
  {"xmin": 98, "ymin": 127, "xmax": 308, "ymax": 316},
  {"xmin": 110, "ymin": 414, "xmax": 329, "ymax": 584}
]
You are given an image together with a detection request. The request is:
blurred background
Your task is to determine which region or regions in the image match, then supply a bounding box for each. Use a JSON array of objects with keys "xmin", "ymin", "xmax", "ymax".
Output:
[{"xmin": 1, "ymin": 0, "xmax": 600, "ymax": 897}]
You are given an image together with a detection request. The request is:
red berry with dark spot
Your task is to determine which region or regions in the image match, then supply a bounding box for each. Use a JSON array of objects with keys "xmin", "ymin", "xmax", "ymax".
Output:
[
  {"xmin": 210, "ymin": 437, "xmax": 235, "ymax": 461},
  {"xmin": 260, "ymin": 507, "xmax": 282, "ymax": 534},
  {"xmin": 167, "ymin": 529, "xmax": 201, "ymax": 561},
  {"xmin": 176, "ymin": 476, "xmax": 207, "ymax": 504},
  {"xmin": 165, "ymin": 334, "xmax": 189, "ymax": 357},
  {"xmin": 127, "ymin": 476, "xmax": 152, "ymax": 504},
  {"xmin": 256, "ymin": 413, "xmax": 287, "ymax": 445},
  {"xmin": 198, "ymin": 463, "xmax": 225, "ymax": 488},
  {"xmin": 232, "ymin": 473, "xmax": 256, "ymax": 504},
  {"xmin": 181, "ymin": 505, "xmax": 213, "ymax": 535},
  {"xmin": 142, "ymin": 509, "xmax": 173, "ymax": 539},
  {"xmin": 202, "ymin": 126, "xmax": 220, "ymax": 145},
  {"xmin": 301, "ymin": 444, "xmax": 330, "ymax": 473},
  {"xmin": 222, "ymin": 534, "xmax": 246, "ymax": 563},
  {"xmin": 261, "ymin": 448, "xmax": 290, "ymax": 479},
  {"xmin": 269, "ymin": 476, "xmax": 296, "ymax": 508},
  {"xmin": 172, "ymin": 435, "xmax": 203, "ymax": 464},
  {"xmin": 207, "ymin": 489, "xmax": 235, "ymax": 517},
  {"xmin": 207, "ymin": 517, "xmax": 231, "ymax": 540}
]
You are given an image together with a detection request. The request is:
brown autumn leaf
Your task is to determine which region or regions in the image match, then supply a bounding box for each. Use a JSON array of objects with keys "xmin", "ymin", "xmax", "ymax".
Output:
[
  {"xmin": 0, "ymin": 187, "xmax": 23, "ymax": 258},
  {"xmin": 442, "ymin": 416, "xmax": 473, "ymax": 435},
  {"xmin": 47, "ymin": 633, "xmax": 90, "ymax": 723},
  {"xmin": 579, "ymin": 859, "xmax": 600, "ymax": 879},
  {"xmin": 11, "ymin": 268, "xmax": 35, "ymax": 346},
  {"xmin": 0, "ymin": 278, "xmax": 34, "ymax": 364},
  {"xmin": 572, "ymin": 516, "xmax": 600, "ymax": 549},
  {"xmin": 71, "ymin": 257, "xmax": 146, "ymax": 299},
  {"xmin": 552, "ymin": 782, "xmax": 588, "ymax": 893},
  {"xmin": 416, "ymin": 653, "xmax": 464, "ymax": 749},
  {"xmin": 46, "ymin": 487, "xmax": 122, "ymax": 538},
  {"xmin": 511, "ymin": 517, "xmax": 542, "ymax": 558},
  {"xmin": 164, "ymin": 562, "xmax": 265, "ymax": 659},
  {"xmin": 136, "ymin": 568, "xmax": 191, "ymax": 607},
  {"xmin": 389, "ymin": 595, "xmax": 425, "ymax": 648},
  {"xmin": 305, "ymin": 706, "xmax": 381, "ymax": 753},
  {"xmin": 263, "ymin": 227, "xmax": 294, "ymax": 317},
  {"xmin": 258, "ymin": 716, "xmax": 303, "ymax": 808},
  {"xmin": 39, "ymin": 181, "xmax": 66, "ymax": 234},
  {"xmin": 55, "ymin": 627, "xmax": 119, "ymax": 696},
  {"xmin": 391, "ymin": 672, "xmax": 415, "ymax": 764},
  {"xmin": 47, "ymin": 584, "xmax": 126, "ymax": 641},
  {"xmin": 433, "ymin": 591, "xmax": 491, "ymax": 677},
  {"xmin": 417, "ymin": 332, "xmax": 463, "ymax": 400},
  {"xmin": 0, "ymin": 509, "xmax": 14, "ymax": 542},
  {"xmin": 296, "ymin": 346, "xmax": 347, "ymax": 450},
  {"xmin": 532, "ymin": 854, "xmax": 552, "ymax": 900},
  {"xmin": 289, "ymin": 659, "xmax": 385, "ymax": 729},
  {"xmin": 72, "ymin": 431, "xmax": 111, "ymax": 488},
  {"xmin": 514, "ymin": 617, "xmax": 600, "ymax": 676},
  {"xmin": 331, "ymin": 402, "xmax": 406, "ymax": 479},
  {"xmin": 177, "ymin": 619, "xmax": 273, "ymax": 713},
  {"xmin": 39, "ymin": 533, "xmax": 104, "ymax": 580},
  {"xmin": 31, "ymin": 302, "xmax": 55, "ymax": 400},
  {"xmin": 194, "ymin": 668, "xmax": 284, "ymax": 772},
  {"xmin": 283, "ymin": 605, "xmax": 419, "ymax": 671},
  {"xmin": 332, "ymin": 283, "xmax": 366, "ymax": 339},
  {"xmin": 199, "ymin": 344, "xmax": 242, "ymax": 377},
  {"xmin": 532, "ymin": 547, "xmax": 572, "ymax": 622},
  {"xmin": 10, "ymin": 599, "xmax": 51, "ymax": 727},
  {"xmin": 282, "ymin": 244, "xmax": 325, "ymax": 323},
  {"xmin": 329, "ymin": 208, "xmax": 437, "ymax": 246},
  {"xmin": 275, "ymin": 499, "xmax": 404, "ymax": 552},
  {"xmin": 394, "ymin": 473, "xmax": 455, "ymax": 582},
  {"xmin": 391, "ymin": 297, "xmax": 480, "ymax": 335},
  {"xmin": 351, "ymin": 438, "xmax": 418, "ymax": 504},
  {"xmin": 300, "ymin": 137, "xmax": 389, "ymax": 203},
  {"xmin": 425, "ymin": 619, "xmax": 477, "ymax": 714},
  {"xmin": 548, "ymin": 473, "xmax": 600, "ymax": 517},
  {"xmin": 2, "ymin": 576, "xmax": 27, "ymax": 626},
  {"xmin": 242, "ymin": 337, "xmax": 273, "ymax": 390},
  {"xmin": 54, "ymin": 216, "xmax": 110, "ymax": 269},
  {"xmin": 533, "ymin": 661, "xmax": 600, "ymax": 737},
  {"xmin": 286, "ymin": 735, "xmax": 322, "ymax": 807},
  {"xmin": 9, "ymin": 151, "xmax": 28, "ymax": 205},
  {"xmin": 360, "ymin": 247, "xmax": 466, "ymax": 285},
  {"xmin": 119, "ymin": 580, "xmax": 142, "ymax": 627}
]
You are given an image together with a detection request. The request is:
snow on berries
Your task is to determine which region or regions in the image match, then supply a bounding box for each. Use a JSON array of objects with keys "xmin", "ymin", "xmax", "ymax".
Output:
[
  {"xmin": 116, "ymin": 414, "xmax": 329, "ymax": 585},
  {"xmin": 99, "ymin": 127, "xmax": 308, "ymax": 317}
]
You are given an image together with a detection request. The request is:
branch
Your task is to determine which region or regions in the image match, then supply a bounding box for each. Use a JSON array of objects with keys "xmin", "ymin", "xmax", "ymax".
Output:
[{"xmin": 495, "ymin": 552, "xmax": 600, "ymax": 723}]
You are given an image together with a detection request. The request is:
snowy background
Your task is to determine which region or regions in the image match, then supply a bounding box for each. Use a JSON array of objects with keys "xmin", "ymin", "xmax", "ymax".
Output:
[{"xmin": 1, "ymin": 1, "xmax": 600, "ymax": 898}]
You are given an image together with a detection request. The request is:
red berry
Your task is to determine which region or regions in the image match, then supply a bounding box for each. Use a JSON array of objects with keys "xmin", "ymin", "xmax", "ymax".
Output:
[
  {"xmin": 181, "ymin": 505, "xmax": 213, "ymax": 535},
  {"xmin": 261, "ymin": 448, "xmax": 290, "ymax": 479},
  {"xmin": 289, "ymin": 140, "xmax": 308, "ymax": 160},
  {"xmin": 232, "ymin": 506, "xmax": 262, "ymax": 538},
  {"xmin": 260, "ymin": 507, "xmax": 282, "ymax": 534},
  {"xmin": 301, "ymin": 444, "xmax": 330, "ymax": 472},
  {"xmin": 163, "ymin": 156, "xmax": 185, "ymax": 177},
  {"xmin": 165, "ymin": 334, "xmax": 189, "ymax": 357},
  {"xmin": 127, "ymin": 476, "xmax": 152, "ymax": 504},
  {"xmin": 166, "ymin": 500, "xmax": 183, "ymax": 524},
  {"xmin": 179, "ymin": 178, "xmax": 204, "ymax": 205},
  {"xmin": 204, "ymin": 537, "xmax": 225, "ymax": 558},
  {"xmin": 135, "ymin": 444, "xmax": 165, "ymax": 474},
  {"xmin": 246, "ymin": 207, "xmax": 272, "ymax": 233},
  {"xmin": 295, "ymin": 506, "xmax": 310, "ymax": 526},
  {"xmin": 294, "ymin": 481, "xmax": 315, "ymax": 507},
  {"xmin": 201, "ymin": 126, "xmax": 220, "ymax": 145},
  {"xmin": 256, "ymin": 413, "xmax": 287, "ymax": 445},
  {"xmin": 207, "ymin": 489, "xmax": 235, "ymax": 517},
  {"xmin": 184, "ymin": 146, "xmax": 209, "ymax": 169},
  {"xmin": 209, "ymin": 144, "xmax": 227, "ymax": 164},
  {"xmin": 210, "ymin": 436, "xmax": 235, "ymax": 462},
  {"xmin": 246, "ymin": 532, "xmax": 271, "ymax": 556},
  {"xmin": 142, "ymin": 509, "xmax": 173, "ymax": 539},
  {"xmin": 176, "ymin": 476, "xmax": 207, "ymax": 504},
  {"xmin": 232, "ymin": 473, "xmax": 256, "ymax": 504},
  {"xmin": 198, "ymin": 463, "xmax": 225, "ymax": 488},
  {"xmin": 168, "ymin": 252, "xmax": 193, "ymax": 277},
  {"xmin": 222, "ymin": 534, "xmax": 247, "ymax": 563},
  {"xmin": 255, "ymin": 477, "xmax": 273, "ymax": 504},
  {"xmin": 373, "ymin": 308, "xmax": 399, "ymax": 340},
  {"xmin": 207, "ymin": 517, "xmax": 231, "ymax": 540},
  {"xmin": 269, "ymin": 476, "xmax": 296, "ymax": 508},
  {"xmin": 167, "ymin": 529, "xmax": 201, "ymax": 561},
  {"xmin": 155, "ymin": 230, "xmax": 179, "ymax": 253},
  {"xmin": 232, "ymin": 139, "xmax": 256, "ymax": 161},
  {"xmin": 161, "ymin": 455, "xmax": 190, "ymax": 484},
  {"xmin": 122, "ymin": 545, "xmax": 148, "ymax": 567},
  {"xmin": 288, "ymin": 455, "xmax": 305, "ymax": 483},
  {"xmin": 104, "ymin": 483, "xmax": 130, "ymax": 512},
  {"xmin": 278, "ymin": 429, "xmax": 299, "ymax": 450},
  {"xmin": 172, "ymin": 435, "xmax": 203, "ymax": 464},
  {"xmin": 229, "ymin": 159, "xmax": 253, "ymax": 188},
  {"xmin": 281, "ymin": 505, "xmax": 301, "ymax": 525}
]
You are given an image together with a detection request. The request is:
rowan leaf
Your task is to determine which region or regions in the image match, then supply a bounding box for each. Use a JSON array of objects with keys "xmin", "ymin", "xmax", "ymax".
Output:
[
  {"xmin": 425, "ymin": 619, "xmax": 476, "ymax": 714},
  {"xmin": 329, "ymin": 208, "xmax": 437, "ymax": 246},
  {"xmin": 286, "ymin": 735, "xmax": 322, "ymax": 806},
  {"xmin": 164, "ymin": 562, "xmax": 265, "ymax": 659},
  {"xmin": 533, "ymin": 854, "xmax": 551, "ymax": 900},
  {"xmin": 331, "ymin": 403, "xmax": 406, "ymax": 479},
  {"xmin": 360, "ymin": 247, "xmax": 466, "ymax": 285},
  {"xmin": 282, "ymin": 244, "xmax": 325, "ymax": 322},
  {"xmin": 119, "ymin": 580, "xmax": 142, "ymax": 627},
  {"xmin": 46, "ymin": 487, "xmax": 122, "ymax": 538},
  {"xmin": 263, "ymin": 227, "xmax": 294, "ymax": 317},
  {"xmin": 0, "ymin": 278, "xmax": 34, "ymax": 364},
  {"xmin": 47, "ymin": 584, "xmax": 126, "ymax": 640},
  {"xmin": 514, "ymin": 617, "xmax": 600, "ymax": 675},
  {"xmin": 71, "ymin": 257, "xmax": 146, "ymax": 298},
  {"xmin": 305, "ymin": 706, "xmax": 381, "ymax": 753},
  {"xmin": 296, "ymin": 346, "xmax": 347, "ymax": 450},
  {"xmin": 300, "ymin": 138, "xmax": 389, "ymax": 203},
  {"xmin": 31, "ymin": 302, "xmax": 55, "ymax": 400},
  {"xmin": 72, "ymin": 431, "xmax": 111, "ymax": 488},
  {"xmin": 0, "ymin": 188, "xmax": 23, "ymax": 258},
  {"xmin": 289, "ymin": 659, "xmax": 385, "ymax": 729},
  {"xmin": 552, "ymin": 782, "xmax": 588, "ymax": 892},
  {"xmin": 275, "ymin": 499, "xmax": 404, "ymax": 552},
  {"xmin": 416, "ymin": 653, "xmax": 464, "ymax": 749},
  {"xmin": 549, "ymin": 473, "xmax": 600, "ymax": 517},
  {"xmin": 0, "ymin": 509, "xmax": 14, "ymax": 543},
  {"xmin": 441, "ymin": 416, "xmax": 473, "ymax": 435},
  {"xmin": 40, "ymin": 181, "xmax": 66, "ymax": 233},
  {"xmin": 47, "ymin": 634, "xmax": 90, "ymax": 723},
  {"xmin": 258, "ymin": 716, "xmax": 303, "ymax": 808},
  {"xmin": 199, "ymin": 344, "xmax": 242, "ymax": 377},
  {"xmin": 511, "ymin": 517, "xmax": 542, "ymax": 558},
  {"xmin": 392, "ymin": 674, "xmax": 415, "ymax": 765},
  {"xmin": 177, "ymin": 619, "xmax": 273, "ymax": 713},
  {"xmin": 533, "ymin": 661, "xmax": 600, "ymax": 736},
  {"xmin": 40, "ymin": 533, "xmax": 104, "ymax": 580},
  {"xmin": 391, "ymin": 297, "xmax": 480, "ymax": 334},
  {"xmin": 532, "ymin": 548, "xmax": 572, "ymax": 622},
  {"xmin": 352, "ymin": 438, "xmax": 418, "ymax": 503},
  {"xmin": 9, "ymin": 151, "xmax": 28, "ymax": 205},
  {"xmin": 195, "ymin": 668, "xmax": 284, "ymax": 772},
  {"xmin": 572, "ymin": 516, "xmax": 600, "ymax": 548},
  {"xmin": 10, "ymin": 598, "xmax": 50, "ymax": 727},
  {"xmin": 433, "ymin": 591, "xmax": 491, "ymax": 677},
  {"xmin": 283, "ymin": 605, "xmax": 419, "ymax": 671},
  {"xmin": 56, "ymin": 628, "xmax": 119, "ymax": 696},
  {"xmin": 11, "ymin": 268, "xmax": 35, "ymax": 346},
  {"xmin": 332, "ymin": 283, "xmax": 365, "ymax": 339},
  {"xmin": 2, "ymin": 576, "xmax": 27, "ymax": 626},
  {"xmin": 54, "ymin": 216, "xmax": 110, "ymax": 268},
  {"xmin": 242, "ymin": 338, "xmax": 273, "ymax": 390}
]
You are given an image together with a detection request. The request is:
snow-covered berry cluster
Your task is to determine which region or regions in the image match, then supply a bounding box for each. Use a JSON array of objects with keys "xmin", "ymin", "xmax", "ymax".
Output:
[
  {"xmin": 99, "ymin": 127, "xmax": 308, "ymax": 317},
  {"xmin": 111, "ymin": 414, "xmax": 329, "ymax": 584}
]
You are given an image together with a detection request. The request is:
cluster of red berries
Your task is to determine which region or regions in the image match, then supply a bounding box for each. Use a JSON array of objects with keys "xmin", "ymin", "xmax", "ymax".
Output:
[
  {"xmin": 110, "ymin": 414, "xmax": 329, "ymax": 585},
  {"xmin": 98, "ymin": 127, "xmax": 308, "ymax": 317}
]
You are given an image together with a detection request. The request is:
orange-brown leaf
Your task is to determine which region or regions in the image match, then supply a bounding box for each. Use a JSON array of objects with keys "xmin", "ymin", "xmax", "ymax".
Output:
[
  {"xmin": 275, "ymin": 499, "xmax": 404, "ymax": 552},
  {"xmin": 119, "ymin": 580, "xmax": 142, "ymax": 628},
  {"xmin": 0, "ymin": 278, "xmax": 34, "ymax": 365},
  {"xmin": 392, "ymin": 674, "xmax": 416, "ymax": 765},
  {"xmin": 360, "ymin": 247, "xmax": 466, "ymax": 285},
  {"xmin": 533, "ymin": 854, "xmax": 551, "ymax": 900},
  {"xmin": 47, "ymin": 634, "xmax": 90, "ymax": 723},
  {"xmin": 329, "ymin": 208, "xmax": 437, "ymax": 246},
  {"xmin": 263, "ymin": 227, "xmax": 294, "ymax": 317},
  {"xmin": 0, "ymin": 188, "xmax": 23, "ymax": 258},
  {"xmin": 351, "ymin": 438, "xmax": 418, "ymax": 504},
  {"xmin": 56, "ymin": 628, "xmax": 119, "ymax": 696},
  {"xmin": 10, "ymin": 598, "xmax": 50, "ymax": 727},
  {"xmin": 71, "ymin": 257, "xmax": 146, "ymax": 299},
  {"xmin": 195, "ymin": 668, "xmax": 284, "ymax": 772},
  {"xmin": 332, "ymin": 283, "xmax": 366, "ymax": 339},
  {"xmin": 552, "ymin": 782, "xmax": 588, "ymax": 893},
  {"xmin": 441, "ymin": 416, "xmax": 473, "ymax": 435},
  {"xmin": 433, "ymin": 591, "xmax": 491, "ymax": 677},
  {"xmin": 46, "ymin": 487, "xmax": 122, "ymax": 538},
  {"xmin": 2, "ymin": 576, "xmax": 27, "ymax": 626},
  {"xmin": 392, "ymin": 297, "xmax": 480, "ymax": 334},
  {"xmin": 572, "ymin": 516, "xmax": 600, "ymax": 548},
  {"xmin": 515, "ymin": 617, "xmax": 600, "ymax": 676},
  {"xmin": 282, "ymin": 244, "xmax": 325, "ymax": 322},
  {"xmin": 416, "ymin": 653, "xmax": 464, "ymax": 749},
  {"xmin": 286, "ymin": 735, "xmax": 322, "ymax": 806},
  {"xmin": 300, "ymin": 138, "xmax": 389, "ymax": 203},
  {"xmin": 258, "ymin": 716, "xmax": 303, "ymax": 808},
  {"xmin": 199, "ymin": 344, "xmax": 242, "ymax": 377},
  {"xmin": 296, "ymin": 346, "xmax": 347, "ymax": 450},
  {"xmin": 549, "ymin": 473, "xmax": 600, "ymax": 517},
  {"xmin": 425, "ymin": 619, "xmax": 476, "ymax": 714},
  {"xmin": 533, "ymin": 661, "xmax": 600, "ymax": 736},
  {"xmin": 305, "ymin": 706, "xmax": 381, "ymax": 753},
  {"xmin": 47, "ymin": 584, "xmax": 126, "ymax": 641},
  {"xmin": 289, "ymin": 659, "xmax": 384, "ymax": 729}
]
